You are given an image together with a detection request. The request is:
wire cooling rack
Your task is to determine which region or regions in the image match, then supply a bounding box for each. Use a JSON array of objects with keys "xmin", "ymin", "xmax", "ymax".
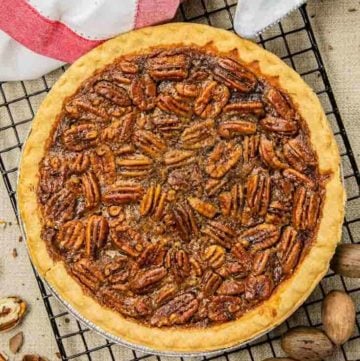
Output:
[{"xmin": 0, "ymin": 1, "xmax": 359, "ymax": 360}]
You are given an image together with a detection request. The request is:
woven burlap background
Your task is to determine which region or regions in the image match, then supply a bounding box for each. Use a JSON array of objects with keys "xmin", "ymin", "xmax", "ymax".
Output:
[{"xmin": 0, "ymin": 0, "xmax": 359, "ymax": 360}]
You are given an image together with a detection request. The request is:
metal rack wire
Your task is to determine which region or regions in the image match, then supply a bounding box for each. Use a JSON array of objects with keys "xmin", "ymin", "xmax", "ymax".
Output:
[{"xmin": 0, "ymin": 1, "xmax": 359, "ymax": 360}]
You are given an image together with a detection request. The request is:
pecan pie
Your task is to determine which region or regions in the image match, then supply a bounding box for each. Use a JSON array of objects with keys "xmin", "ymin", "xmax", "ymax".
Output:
[{"xmin": 18, "ymin": 23, "xmax": 345, "ymax": 353}]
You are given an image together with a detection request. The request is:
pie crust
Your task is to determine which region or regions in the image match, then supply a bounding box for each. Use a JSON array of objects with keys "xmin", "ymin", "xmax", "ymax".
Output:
[{"xmin": 18, "ymin": 23, "xmax": 345, "ymax": 353}]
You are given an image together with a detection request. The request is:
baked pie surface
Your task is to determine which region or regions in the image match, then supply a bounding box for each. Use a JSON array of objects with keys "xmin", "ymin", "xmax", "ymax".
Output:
[{"xmin": 18, "ymin": 23, "xmax": 344, "ymax": 352}]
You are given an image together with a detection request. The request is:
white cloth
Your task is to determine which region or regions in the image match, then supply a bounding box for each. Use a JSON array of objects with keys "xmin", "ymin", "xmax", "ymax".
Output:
[
  {"xmin": 235, "ymin": 0, "xmax": 306, "ymax": 38},
  {"xmin": 0, "ymin": 30, "xmax": 64, "ymax": 81}
]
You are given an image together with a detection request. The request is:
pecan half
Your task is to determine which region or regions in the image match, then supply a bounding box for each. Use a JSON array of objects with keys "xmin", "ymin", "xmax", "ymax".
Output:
[
  {"xmin": 157, "ymin": 94, "xmax": 192, "ymax": 118},
  {"xmin": 265, "ymin": 87, "xmax": 295, "ymax": 120},
  {"xmin": 152, "ymin": 116, "xmax": 183, "ymax": 136},
  {"xmin": 202, "ymin": 270, "xmax": 222, "ymax": 296},
  {"xmin": 150, "ymin": 293, "xmax": 199, "ymax": 326},
  {"xmin": 155, "ymin": 284, "xmax": 178, "ymax": 305},
  {"xmin": 129, "ymin": 74, "xmax": 156, "ymax": 110},
  {"xmin": 172, "ymin": 203, "xmax": 199, "ymax": 241},
  {"xmin": 117, "ymin": 154, "xmax": 153, "ymax": 178},
  {"xmin": 57, "ymin": 220, "xmax": 85, "ymax": 251},
  {"xmin": 71, "ymin": 258, "xmax": 104, "ymax": 292},
  {"xmin": 292, "ymin": 187, "xmax": 320, "ymax": 230},
  {"xmin": 81, "ymin": 171, "xmax": 101, "ymax": 209},
  {"xmin": 244, "ymin": 173, "xmax": 271, "ymax": 218},
  {"xmin": 277, "ymin": 227, "xmax": 302, "ymax": 275},
  {"xmin": 283, "ymin": 168, "xmax": 315, "ymax": 189},
  {"xmin": 130, "ymin": 267, "xmax": 167, "ymax": 294},
  {"xmin": 118, "ymin": 59, "xmax": 139, "ymax": 74},
  {"xmin": 68, "ymin": 153, "xmax": 90, "ymax": 174},
  {"xmin": 208, "ymin": 295, "xmax": 242, "ymax": 322},
  {"xmin": 44, "ymin": 189, "xmax": 76, "ymax": 223},
  {"xmin": 111, "ymin": 227, "xmax": 141, "ymax": 258},
  {"xmin": 104, "ymin": 257, "xmax": 127, "ymax": 276},
  {"xmin": 133, "ymin": 129, "xmax": 167, "ymax": 158},
  {"xmin": 205, "ymin": 177, "xmax": 229, "ymax": 196},
  {"xmin": 243, "ymin": 135, "xmax": 260, "ymax": 163},
  {"xmin": 39, "ymin": 156, "xmax": 66, "ymax": 195},
  {"xmin": 194, "ymin": 81, "xmax": 230, "ymax": 118},
  {"xmin": 90, "ymin": 145, "xmax": 116, "ymax": 185},
  {"xmin": 213, "ymin": 58, "xmax": 257, "ymax": 92},
  {"xmin": 252, "ymin": 249, "xmax": 271, "ymax": 275},
  {"xmin": 244, "ymin": 274, "xmax": 273, "ymax": 301},
  {"xmin": 218, "ymin": 120, "xmax": 257, "ymax": 138},
  {"xmin": 138, "ymin": 243, "xmax": 166, "ymax": 268},
  {"xmin": 232, "ymin": 242, "xmax": 252, "ymax": 264},
  {"xmin": 202, "ymin": 221, "xmax": 236, "ymax": 249},
  {"xmin": 164, "ymin": 149, "xmax": 195, "ymax": 168},
  {"xmin": 65, "ymin": 98, "xmax": 110, "ymax": 121},
  {"xmin": 111, "ymin": 70, "xmax": 134, "ymax": 85},
  {"xmin": 85, "ymin": 215, "xmax": 109, "ymax": 258},
  {"xmin": 101, "ymin": 113, "xmax": 136, "ymax": 143},
  {"xmin": 101, "ymin": 289, "xmax": 139, "ymax": 318},
  {"xmin": 102, "ymin": 182, "xmax": 143, "ymax": 204},
  {"xmin": 180, "ymin": 119, "xmax": 216, "ymax": 149},
  {"xmin": 219, "ymin": 184, "xmax": 244, "ymax": 219},
  {"xmin": 165, "ymin": 249, "xmax": 191, "ymax": 283},
  {"xmin": 284, "ymin": 137, "xmax": 316, "ymax": 172},
  {"xmin": 140, "ymin": 184, "xmax": 167, "ymax": 219},
  {"xmin": 205, "ymin": 140, "xmax": 242, "ymax": 178},
  {"xmin": 190, "ymin": 256, "xmax": 203, "ymax": 276},
  {"xmin": 239, "ymin": 224, "xmax": 281, "ymax": 251},
  {"xmin": 217, "ymin": 260, "xmax": 251, "ymax": 278},
  {"xmin": 108, "ymin": 269, "xmax": 130, "ymax": 289},
  {"xmin": 134, "ymin": 297, "xmax": 153, "ymax": 316},
  {"xmin": 148, "ymin": 53, "xmax": 188, "ymax": 81},
  {"xmin": 94, "ymin": 81, "xmax": 131, "ymax": 106},
  {"xmin": 266, "ymin": 200, "xmax": 291, "ymax": 225},
  {"xmin": 223, "ymin": 101, "xmax": 264, "ymax": 117},
  {"xmin": 63, "ymin": 123, "xmax": 98, "ymax": 151},
  {"xmin": 203, "ymin": 245, "xmax": 225, "ymax": 268},
  {"xmin": 188, "ymin": 197, "xmax": 217, "ymax": 219},
  {"xmin": 217, "ymin": 280, "xmax": 245, "ymax": 295},
  {"xmin": 175, "ymin": 83, "xmax": 199, "ymax": 98},
  {"xmin": 259, "ymin": 135, "xmax": 288, "ymax": 169},
  {"xmin": 260, "ymin": 116, "xmax": 298, "ymax": 135}
]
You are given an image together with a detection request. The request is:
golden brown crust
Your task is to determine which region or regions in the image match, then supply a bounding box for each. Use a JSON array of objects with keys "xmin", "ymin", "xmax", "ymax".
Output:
[{"xmin": 18, "ymin": 23, "xmax": 345, "ymax": 353}]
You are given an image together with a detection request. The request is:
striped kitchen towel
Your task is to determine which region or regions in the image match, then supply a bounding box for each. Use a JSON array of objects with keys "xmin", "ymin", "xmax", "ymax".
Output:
[{"xmin": 0, "ymin": 0, "xmax": 181, "ymax": 81}]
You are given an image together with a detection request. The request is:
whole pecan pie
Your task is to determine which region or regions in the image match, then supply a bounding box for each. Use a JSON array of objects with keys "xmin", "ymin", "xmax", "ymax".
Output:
[{"xmin": 18, "ymin": 23, "xmax": 345, "ymax": 353}]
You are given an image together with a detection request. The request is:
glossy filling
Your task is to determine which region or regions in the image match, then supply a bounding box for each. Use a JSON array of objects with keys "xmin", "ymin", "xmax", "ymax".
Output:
[{"xmin": 38, "ymin": 47, "xmax": 324, "ymax": 327}]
